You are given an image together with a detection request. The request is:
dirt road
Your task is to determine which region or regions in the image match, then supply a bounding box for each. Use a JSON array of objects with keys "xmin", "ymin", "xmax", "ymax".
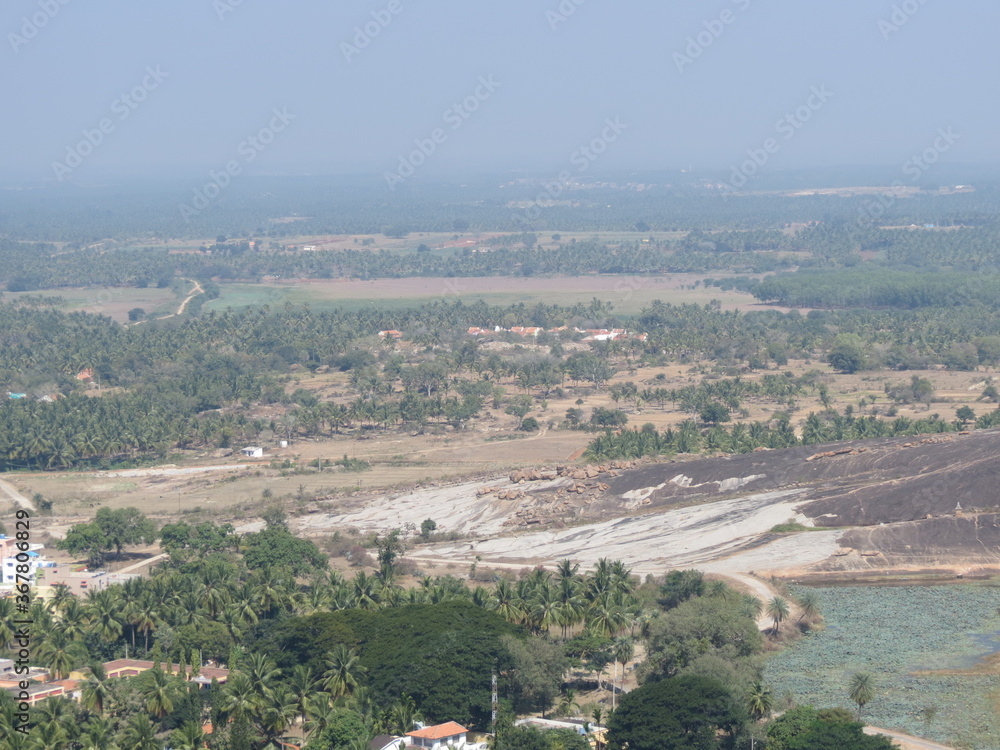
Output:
[
  {"xmin": 0, "ymin": 476, "xmax": 35, "ymax": 512},
  {"xmin": 129, "ymin": 278, "xmax": 204, "ymax": 326},
  {"xmin": 174, "ymin": 278, "xmax": 204, "ymax": 316},
  {"xmin": 864, "ymin": 726, "xmax": 958, "ymax": 750}
]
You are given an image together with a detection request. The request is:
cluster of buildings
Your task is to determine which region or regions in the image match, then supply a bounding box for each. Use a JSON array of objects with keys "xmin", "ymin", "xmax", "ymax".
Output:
[
  {"xmin": 1, "ymin": 658, "xmax": 231, "ymax": 707},
  {"xmin": 378, "ymin": 326, "xmax": 647, "ymax": 343},
  {"xmin": 467, "ymin": 325, "xmax": 647, "ymax": 342}
]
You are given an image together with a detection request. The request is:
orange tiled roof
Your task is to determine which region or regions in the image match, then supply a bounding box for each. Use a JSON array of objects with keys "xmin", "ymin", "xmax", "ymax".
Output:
[{"xmin": 406, "ymin": 722, "xmax": 468, "ymax": 740}]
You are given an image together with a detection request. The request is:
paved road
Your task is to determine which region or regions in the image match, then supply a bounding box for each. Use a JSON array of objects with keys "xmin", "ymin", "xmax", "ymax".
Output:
[
  {"xmin": 115, "ymin": 553, "xmax": 168, "ymax": 574},
  {"xmin": 0, "ymin": 476, "xmax": 35, "ymax": 512},
  {"xmin": 865, "ymin": 726, "xmax": 957, "ymax": 750}
]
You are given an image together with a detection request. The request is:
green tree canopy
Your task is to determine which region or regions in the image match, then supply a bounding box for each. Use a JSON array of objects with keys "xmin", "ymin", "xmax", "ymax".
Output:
[
  {"xmin": 57, "ymin": 507, "xmax": 157, "ymax": 565},
  {"xmin": 241, "ymin": 526, "xmax": 327, "ymax": 576},
  {"xmin": 606, "ymin": 674, "xmax": 746, "ymax": 750}
]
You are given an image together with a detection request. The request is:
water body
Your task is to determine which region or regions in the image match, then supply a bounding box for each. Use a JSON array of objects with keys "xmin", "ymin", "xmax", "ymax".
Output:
[{"xmin": 765, "ymin": 585, "xmax": 1000, "ymax": 750}]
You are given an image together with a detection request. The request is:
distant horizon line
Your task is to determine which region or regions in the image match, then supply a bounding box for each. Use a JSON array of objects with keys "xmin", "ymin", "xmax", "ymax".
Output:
[{"xmin": 3, "ymin": 161, "xmax": 1000, "ymax": 190}]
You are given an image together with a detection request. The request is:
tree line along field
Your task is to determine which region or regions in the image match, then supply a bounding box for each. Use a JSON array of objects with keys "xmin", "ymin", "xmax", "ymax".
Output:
[
  {"xmin": 764, "ymin": 585, "xmax": 1000, "ymax": 750},
  {"xmin": 201, "ymin": 274, "xmax": 765, "ymax": 317}
]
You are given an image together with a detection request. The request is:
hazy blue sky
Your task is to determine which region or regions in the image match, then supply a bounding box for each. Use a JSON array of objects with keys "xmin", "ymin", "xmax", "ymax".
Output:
[{"xmin": 2, "ymin": 0, "xmax": 996, "ymax": 183}]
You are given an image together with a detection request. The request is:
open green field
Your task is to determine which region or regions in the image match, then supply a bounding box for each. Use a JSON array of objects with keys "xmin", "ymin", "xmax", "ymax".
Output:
[
  {"xmin": 4, "ymin": 286, "xmax": 180, "ymax": 323},
  {"xmin": 204, "ymin": 274, "xmax": 766, "ymax": 317},
  {"xmin": 765, "ymin": 585, "xmax": 1000, "ymax": 750}
]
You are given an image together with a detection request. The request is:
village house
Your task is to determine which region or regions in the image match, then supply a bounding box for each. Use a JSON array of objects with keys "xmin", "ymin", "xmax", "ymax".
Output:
[
  {"xmin": 102, "ymin": 659, "xmax": 230, "ymax": 686},
  {"xmin": 241, "ymin": 446, "xmax": 264, "ymax": 458},
  {"xmin": 406, "ymin": 722, "xmax": 475, "ymax": 749}
]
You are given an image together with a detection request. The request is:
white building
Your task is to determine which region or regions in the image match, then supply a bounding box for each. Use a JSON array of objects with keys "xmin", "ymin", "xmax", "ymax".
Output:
[
  {"xmin": 0, "ymin": 536, "xmax": 51, "ymax": 586},
  {"xmin": 241, "ymin": 446, "xmax": 264, "ymax": 458},
  {"xmin": 406, "ymin": 722, "xmax": 475, "ymax": 749}
]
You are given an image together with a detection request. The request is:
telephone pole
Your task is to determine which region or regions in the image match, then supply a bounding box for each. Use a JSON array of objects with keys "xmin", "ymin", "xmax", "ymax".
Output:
[{"xmin": 492, "ymin": 669, "xmax": 498, "ymax": 734}]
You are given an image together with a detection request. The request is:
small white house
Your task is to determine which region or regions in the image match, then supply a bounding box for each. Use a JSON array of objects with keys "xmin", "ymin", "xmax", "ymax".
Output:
[
  {"xmin": 0, "ymin": 536, "xmax": 49, "ymax": 585},
  {"xmin": 241, "ymin": 446, "xmax": 264, "ymax": 458},
  {"xmin": 406, "ymin": 722, "xmax": 470, "ymax": 749}
]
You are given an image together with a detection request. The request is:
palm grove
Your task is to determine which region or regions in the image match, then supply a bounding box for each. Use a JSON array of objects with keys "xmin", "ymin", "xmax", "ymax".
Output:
[{"xmin": 4, "ymin": 501, "xmax": 892, "ymax": 750}]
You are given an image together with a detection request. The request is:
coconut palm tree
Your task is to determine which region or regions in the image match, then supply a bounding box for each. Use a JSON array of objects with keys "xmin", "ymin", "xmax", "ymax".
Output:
[
  {"xmin": 259, "ymin": 684, "xmax": 298, "ymax": 746},
  {"xmin": 587, "ymin": 599, "xmax": 627, "ymax": 639},
  {"xmin": 142, "ymin": 667, "xmax": 179, "ymax": 720},
  {"xmin": 168, "ymin": 722, "xmax": 205, "ymax": 750},
  {"xmin": 129, "ymin": 594, "xmax": 159, "ymax": 652},
  {"xmin": 26, "ymin": 720, "xmax": 68, "ymax": 750},
  {"xmin": 555, "ymin": 688, "xmax": 580, "ymax": 718},
  {"xmin": 765, "ymin": 596, "xmax": 790, "ymax": 634},
  {"xmin": 797, "ymin": 590, "xmax": 821, "ymax": 623},
  {"xmin": 740, "ymin": 594, "xmax": 763, "ymax": 621},
  {"xmin": 323, "ymin": 645, "xmax": 365, "ymax": 701},
  {"xmin": 611, "ymin": 637, "xmax": 635, "ymax": 711},
  {"xmin": 84, "ymin": 591, "xmax": 123, "ymax": 643},
  {"xmin": 36, "ymin": 630, "xmax": 81, "ymax": 681},
  {"xmin": 80, "ymin": 716, "xmax": 119, "ymax": 750},
  {"xmin": 303, "ymin": 696, "xmax": 336, "ymax": 737},
  {"xmin": 220, "ymin": 672, "xmax": 261, "ymax": 725},
  {"xmin": 490, "ymin": 579, "xmax": 524, "ymax": 624},
  {"xmin": 848, "ymin": 672, "xmax": 876, "ymax": 721},
  {"xmin": 80, "ymin": 663, "xmax": 110, "ymax": 716},
  {"xmin": 287, "ymin": 665, "xmax": 317, "ymax": 727},
  {"xmin": 118, "ymin": 715, "xmax": 161, "ymax": 750},
  {"xmin": 389, "ymin": 695, "xmax": 420, "ymax": 735},
  {"xmin": 747, "ymin": 681, "xmax": 773, "ymax": 721}
]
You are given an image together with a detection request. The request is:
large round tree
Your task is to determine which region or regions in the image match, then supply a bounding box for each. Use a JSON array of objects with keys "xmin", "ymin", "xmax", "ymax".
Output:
[{"xmin": 606, "ymin": 674, "xmax": 745, "ymax": 750}]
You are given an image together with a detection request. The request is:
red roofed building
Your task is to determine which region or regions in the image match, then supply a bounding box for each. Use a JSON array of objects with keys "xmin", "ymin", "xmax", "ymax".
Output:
[
  {"xmin": 406, "ymin": 722, "xmax": 470, "ymax": 749},
  {"xmin": 102, "ymin": 659, "xmax": 230, "ymax": 685},
  {"xmin": 509, "ymin": 326, "xmax": 542, "ymax": 337}
]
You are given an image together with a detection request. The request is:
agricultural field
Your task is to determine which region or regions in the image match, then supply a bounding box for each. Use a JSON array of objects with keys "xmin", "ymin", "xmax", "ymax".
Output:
[
  {"xmin": 204, "ymin": 273, "xmax": 771, "ymax": 316},
  {"xmin": 765, "ymin": 585, "xmax": 1000, "ymax": 750},
  {"xmin": 3, "ymin": 285, "xmax": 181, "ymax": 323}
]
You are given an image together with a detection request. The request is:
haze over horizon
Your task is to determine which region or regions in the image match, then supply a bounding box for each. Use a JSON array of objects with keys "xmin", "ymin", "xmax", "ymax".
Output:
[{"xmin": 3, "ymin": 0, "xmax": 998, "ymax": 185}]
